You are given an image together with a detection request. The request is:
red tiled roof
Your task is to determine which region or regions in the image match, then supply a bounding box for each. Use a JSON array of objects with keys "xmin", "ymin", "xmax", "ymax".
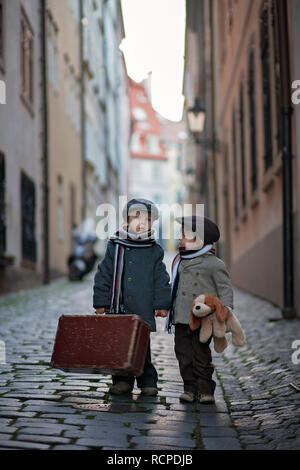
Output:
[{"xmin": 128, "ymin": 78, "xmax": 167, "ymax": 160}]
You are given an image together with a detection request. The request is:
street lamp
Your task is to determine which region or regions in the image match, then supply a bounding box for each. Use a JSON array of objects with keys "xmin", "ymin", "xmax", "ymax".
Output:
[
  {"xmin": 187, "ymin": 98, "xmax": 220, "ymax": 152},
  {"xmin": 187, "ymin": 98, "xmax": 206, "ymax": 135}
]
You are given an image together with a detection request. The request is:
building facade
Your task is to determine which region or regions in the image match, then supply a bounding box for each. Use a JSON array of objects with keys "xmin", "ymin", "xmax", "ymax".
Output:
[
  {"xmin": 0, "ymin": 0, "xmax": 43, "ymax": 292},
  {"xmin": 291, "ymin": 0, "xmax": 300, "ymax": 316},
  {"xmin": 183, "ymin": 0, "xmax": 208, "ymax": 208},
  {"xmin": 46, "ymin": 0, "xmax": 83, "ymax": 277},
  {"xmin": 81, "ymin": 0, "xmax": 130, "ymax": 253},
  {"xmin": 159, "ymin": 117, "xmax": 189, "ymax": 252},
  {"xmin": 128, "ymin": 78, "xmax": 169, "ymax": 247},
  {"xmin": 81, "ymin": 0, "xmax": 107, "ymax": 222},
  {"xmin": 103, "ymin": 0, "xmax": 123, "ymax": 212},
  {"xmin": 0, "ymin": 0, "xmax": 130, "ymax": 292},
  {"xmin": 184, "ymin": 0, "xmax": 300, "ymax": 316}
]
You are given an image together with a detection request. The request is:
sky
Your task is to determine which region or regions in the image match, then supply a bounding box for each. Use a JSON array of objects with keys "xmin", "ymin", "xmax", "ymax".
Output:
[{"xmin": 120, "ymin": 0, "xmax": 186, "ymax": 122}]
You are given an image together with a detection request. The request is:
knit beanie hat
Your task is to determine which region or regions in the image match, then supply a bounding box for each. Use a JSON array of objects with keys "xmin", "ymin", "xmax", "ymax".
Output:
[
  {"xmin": 122, "ymin": 198, "xmax": 160, "ymax": 222},
  {"xmin": 175, "ymin": 215, "xmax": 220, "ymax": 245}
]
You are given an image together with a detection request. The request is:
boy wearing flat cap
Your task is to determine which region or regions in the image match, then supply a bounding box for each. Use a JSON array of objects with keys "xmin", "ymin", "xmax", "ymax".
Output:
[
  {"xmin": 166, "ymin": 216, "xmax": 233, "ymax": 404},
  {"xmin": 93, "ymin": 198, "xmax": 171, "ymax": 397}
]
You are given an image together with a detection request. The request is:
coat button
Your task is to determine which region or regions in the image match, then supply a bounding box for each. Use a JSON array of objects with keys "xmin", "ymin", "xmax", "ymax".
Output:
[
  {"xmin": 129, "ymin": 260, "xmax": 133, "ymax": 264},
  {"xmin": 128, "ymin": 277, "xmax": 132, "ymax": 281}
]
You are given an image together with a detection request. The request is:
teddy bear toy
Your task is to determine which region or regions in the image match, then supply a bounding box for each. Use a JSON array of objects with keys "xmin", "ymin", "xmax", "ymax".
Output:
[{"xmin": 189, "ymin": 293, "xmax": 246, "ymax": 353}]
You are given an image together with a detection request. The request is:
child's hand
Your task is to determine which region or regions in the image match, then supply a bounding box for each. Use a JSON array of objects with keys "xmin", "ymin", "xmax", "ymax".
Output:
[
  {"xmin": 95, "ymin": 307, "xmax": 106, "ymax": 315},
  {"xmin": 155, "ymin": 309, "xmax": 168, "ymax": 318}
]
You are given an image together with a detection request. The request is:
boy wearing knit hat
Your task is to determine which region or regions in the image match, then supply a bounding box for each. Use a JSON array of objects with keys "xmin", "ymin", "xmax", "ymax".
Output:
[
  {"xmin": 93, "ymin": 198, "xmax": 171, "ymax": 396},
  {"xmin": 166, "ymin": 216, "xmax": 234, "ymax": 404}
]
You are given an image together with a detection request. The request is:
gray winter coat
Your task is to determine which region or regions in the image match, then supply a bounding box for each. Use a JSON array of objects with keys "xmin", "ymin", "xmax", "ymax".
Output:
[
  {"xmin": 173, "ymin": 253, "xmax": 234, "ymax": 325},
  {"xmin": 93, "ymin": 240, "xmax": 171, "ymax": 332}
]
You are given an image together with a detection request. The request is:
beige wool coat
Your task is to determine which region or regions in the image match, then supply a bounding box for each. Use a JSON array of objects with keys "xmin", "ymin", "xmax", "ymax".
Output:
[{"xmin": 173, "ymin": 253, "xmax": 234, "ymax": 325}]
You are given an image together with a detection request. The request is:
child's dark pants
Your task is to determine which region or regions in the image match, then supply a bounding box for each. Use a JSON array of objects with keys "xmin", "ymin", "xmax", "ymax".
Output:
[
  {"xmin": 112, "ymin": 339, "xmax": 158, "ymax": 389},
  {"xmin": 174, "ymin": 323, "xmax": 216, "ymax": 396}
]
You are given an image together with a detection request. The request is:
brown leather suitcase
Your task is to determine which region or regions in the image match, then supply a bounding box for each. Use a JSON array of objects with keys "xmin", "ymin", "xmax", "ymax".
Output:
[{"xmin": 50, "ymin": 314, "xmax": 151, "ymax": 376}]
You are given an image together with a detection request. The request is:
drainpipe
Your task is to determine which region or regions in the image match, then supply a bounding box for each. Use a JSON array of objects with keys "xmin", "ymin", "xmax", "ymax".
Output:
[
  {"xmin": 80, "ymin": 0, "xmax": 86, "ymax": 221},
  {"xmin": 41, "ymin": 0, "xmax": 49, "ymax": 284},
  {"xmin": 275, "ymin": 0, "xmax": 296, "ymax": 318},
  {"xmin": 209, "ymin": 0, "xmax": 219, "ymax": 238}
]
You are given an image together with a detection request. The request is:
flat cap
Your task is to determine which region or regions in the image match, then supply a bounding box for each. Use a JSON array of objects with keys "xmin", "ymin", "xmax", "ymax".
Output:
[
  {"xmin": 122, "ymin": 198, "xmax": 160, "ymax": 221},
  {"xmin": 175, "ymin": 215, "xmax": 220, "ymax": 245}
]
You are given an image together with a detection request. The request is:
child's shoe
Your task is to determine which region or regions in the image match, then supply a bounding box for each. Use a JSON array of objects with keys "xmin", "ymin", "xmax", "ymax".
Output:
[
  {"xmin": 179, "ymin": 392, "xmax": 196, "ymax": 403},
  {"xmin": 141, "ymin": 387, "xmax": 158, "ymax": 396},
  {"xmin": 198, "ymin": 393, "xmax": 215, "ymax": 404},
  {"xmin": 109, "ymin": 381, "xmax": 132, "ymax": 395}
]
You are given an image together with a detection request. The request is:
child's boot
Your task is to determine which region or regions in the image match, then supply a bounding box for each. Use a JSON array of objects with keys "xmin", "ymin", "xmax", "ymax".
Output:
[
  {"xmin": 179, "ymin": 391, "xmax": 196, "ymax": 403},
  {"xmin": 109, "ymin": 381, "xmax": 133, "ymax": 395},
  {"xmin": 198, "ymin": 393, "xmax": 215, "ymax": 404}
]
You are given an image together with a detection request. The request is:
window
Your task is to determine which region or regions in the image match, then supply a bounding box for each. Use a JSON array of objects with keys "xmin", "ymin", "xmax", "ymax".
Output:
[
  {"xmin": 232, "ymin": 106, "xmax": 239, "ymax": 219},
  {"xmin": 239, "ymin": 83, "xmax": 246, "ymax": 208},
  {"xmin": 21, "ymin": 171, "xmax": 36, "ymax": 262},
  {"xmin": 271, "ymin": 0, "xmax": 282, "ymax": 150},
  {"xmin": 260, "ymin": 1, "xmax": 273, "ymax": 171},
  {"xmin": 70, "ymin": 183, "xmax": 76, "ymax": 234},
  {"xmin": 131, "ymin": 132, "xmax": 141, "ymax": 153},
  {"xmin": 0, "ymin": 77, "xmax": 5, "ymax": 104},
  {"xmin": 132, "ymin": 161, "xmax": 141, "ymax": 179},
  {"xmin": 0, "ymin": 153, "xmax": 5, "ymax": 254},
  {"xmin": 152, "ymin": 162, "xmax": 160, "ymax": 180},
  {"xmin": 21, "ymin": 8, "xmax": 34, "ymax": 107},
  {"xmin": 0, "ymin": 0, "xmax": 5, "ymax": 71},
  {"xmin": 137, "ymin": 91, "xmax": 147, "ymax": 104},
  {"xmin": 132, "ymin": 107, "xmax": 147, "ymax": 121},
  {"xmin": 228, "ymin": 0, "xmax": 234, "ymax": 33},
  {"xmin": 248, "ymin": 48, "xmax": 258, "ymax": 193},
  {"xmin": 69, "ymin": 0, "xmax": 80, "ymax": 23},
  {"xmin": 57, "ymin": 176, "xmax": 64, "ymax": 242},
  {"xmin": 176, "ymin": 190, "xmax": 182, "ymax": 203},
  {"xmin": 146, "ymin": 134, "xmax": 160, "ymax": 155},
  {"xmin": 64, "ymin": 60, "xmax": 80, "ymax": 133},
  {"xmin": 176, "ymin": 148, "xmax": 181, "ymax": 172},
  {"xmin": 218, "ymin": 0, "xmax": 227, "ymax": 67},
  {"xmin": 86, "ymin": 118, "xmax": 97, "ymax": 166},
  {"xmin": 47, "ymin": 12, "xmax": 59, "ymax": 93}
]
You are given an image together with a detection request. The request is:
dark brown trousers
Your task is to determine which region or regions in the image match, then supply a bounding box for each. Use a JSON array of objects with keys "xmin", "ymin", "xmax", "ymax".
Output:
[{"xmin": 174, "ymin": 323, "xmax": 216, "ymax": 396}]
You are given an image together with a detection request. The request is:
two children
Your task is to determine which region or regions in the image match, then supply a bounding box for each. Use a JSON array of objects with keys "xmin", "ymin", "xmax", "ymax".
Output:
[{"xmin": 93, "ymin": 199, "xmax": 234, "ymax": 404}]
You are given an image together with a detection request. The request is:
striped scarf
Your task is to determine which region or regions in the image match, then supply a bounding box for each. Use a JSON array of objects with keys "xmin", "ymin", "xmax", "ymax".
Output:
[{"xmin": 109, "ymin": 230, "xmax": 156, "ymax": 313}]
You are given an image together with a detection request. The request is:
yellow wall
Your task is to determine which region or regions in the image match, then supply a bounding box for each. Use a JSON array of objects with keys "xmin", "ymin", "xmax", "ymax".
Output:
[{"xmin": 47, "ymin": 0, "xmax": 82, "ymax": 274}]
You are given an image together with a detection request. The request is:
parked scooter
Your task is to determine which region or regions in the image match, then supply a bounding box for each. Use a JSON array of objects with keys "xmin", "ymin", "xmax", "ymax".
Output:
[{"xmin": 67, "ymin": 218, "xmax": 98, "ymax": 281}]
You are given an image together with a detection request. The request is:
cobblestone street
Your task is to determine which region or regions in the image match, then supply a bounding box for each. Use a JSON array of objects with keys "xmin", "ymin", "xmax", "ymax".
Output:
[{"xmin": 0, "ymin": 253, "xmax": 299, "ymax": 450}]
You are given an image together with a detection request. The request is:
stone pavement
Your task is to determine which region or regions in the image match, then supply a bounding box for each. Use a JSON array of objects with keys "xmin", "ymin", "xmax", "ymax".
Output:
[
  {"xmin": 212, "ymin": 287, "xmax": 300, "ymax": 450},
  {"xmin": 0, "ymin": 252, "xmax": 299, "ymax": 450}
]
